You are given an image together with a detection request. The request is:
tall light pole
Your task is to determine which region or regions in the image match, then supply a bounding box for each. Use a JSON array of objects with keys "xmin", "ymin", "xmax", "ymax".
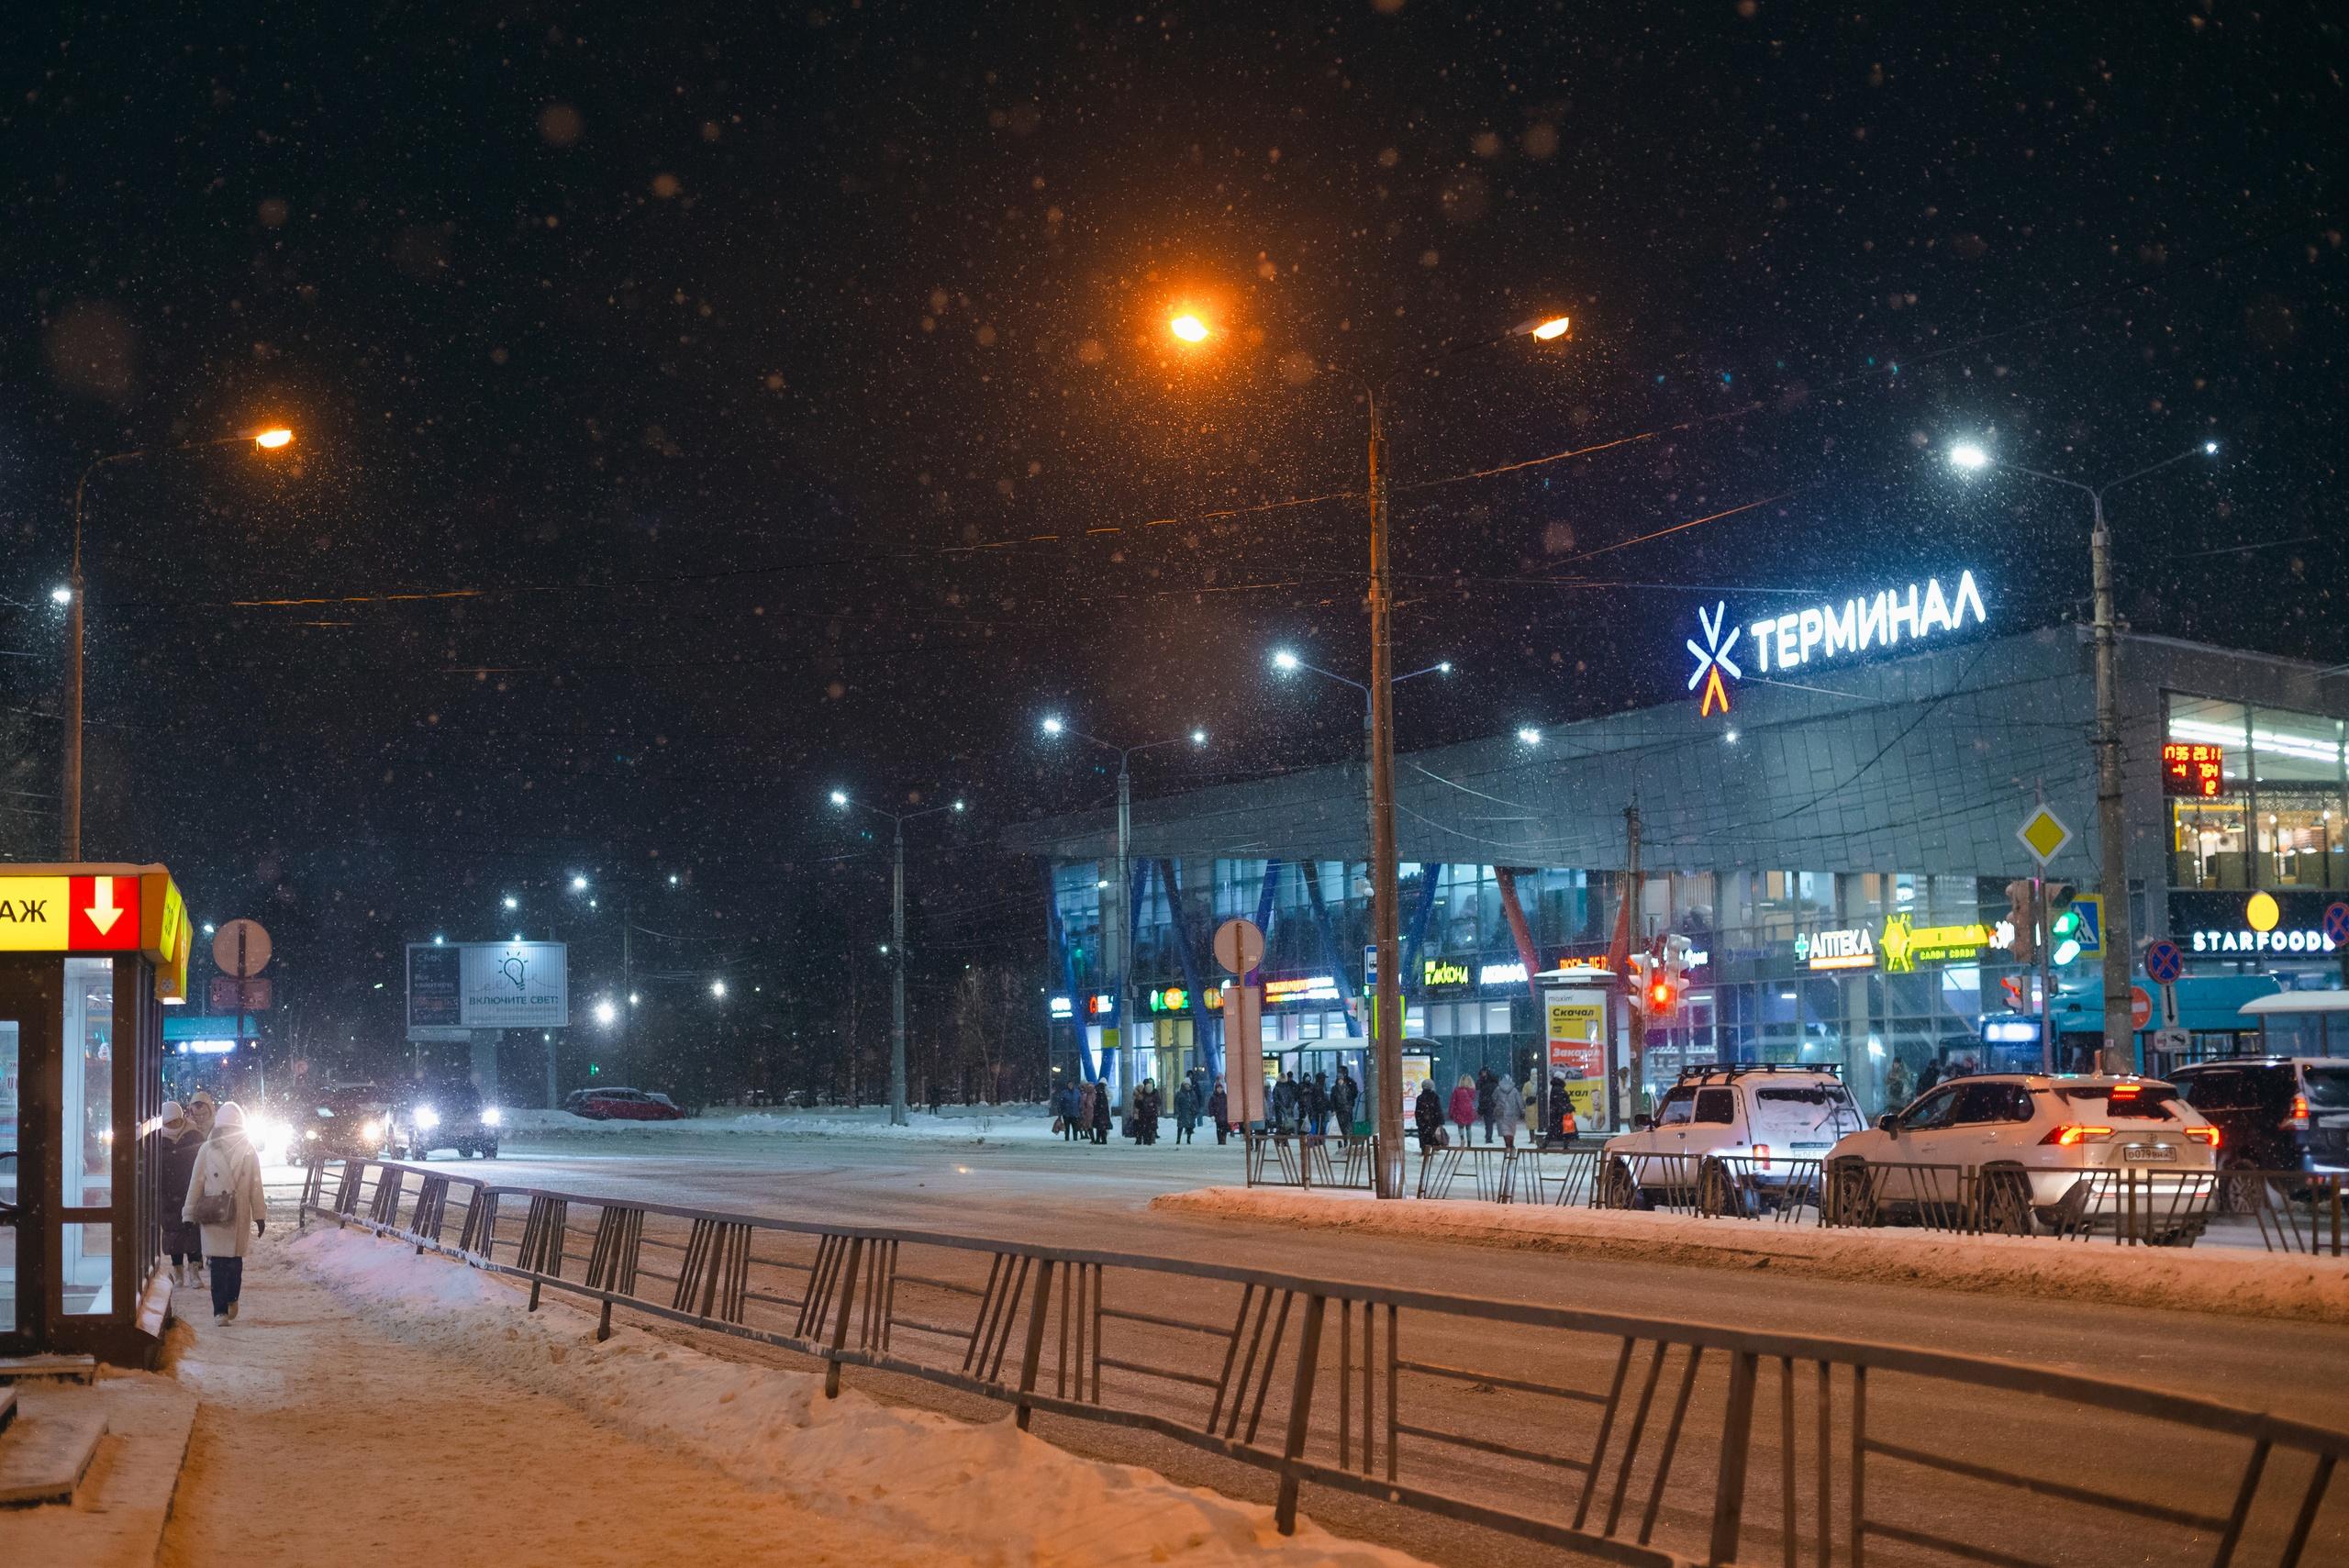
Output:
[
  {"xmin": 61, "ymin": 427, "xmax": 294, "ymax": 859},
  {"xmin": 1271, "ymin": 648, "xmax": 1451, "ymax": 960},
  {"xmin": 1173, "ymin": 311, "xmax": 1571, "ymax": 1196},
  {"xmin": 831, "ymin": 788, "xmax": 966, "ymax": 1125},
  {"xmin": 1952, "ymin": 437, "xmax": 2221, "ymax": 1071},
  {"xmin": 1041, "ymin": 717, "xmax": 1207, "ymax": 1109}
]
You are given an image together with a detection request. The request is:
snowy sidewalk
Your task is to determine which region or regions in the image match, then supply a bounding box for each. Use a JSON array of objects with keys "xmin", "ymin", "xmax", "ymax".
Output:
[{"xmin": 155, "ymin": 1226, "xmax": 1422, "ymax": 1568}]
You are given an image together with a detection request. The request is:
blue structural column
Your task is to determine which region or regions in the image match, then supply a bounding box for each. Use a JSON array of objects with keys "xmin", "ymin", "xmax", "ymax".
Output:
[
  {"xmin": 1158, "ymin": 858, "xmax": 1219, "ymax": 1081},
  {"xmin": 1044, "ymin": 862, "xmax": 1098, "ymax": 1082},
  {"xmin": 1300, "ymin": 862, "xmax": 1365, "ymax": 1039},
  {"xmin": 1401, "ymin": 868, "xmax": 1442, "ymax": 1006}
]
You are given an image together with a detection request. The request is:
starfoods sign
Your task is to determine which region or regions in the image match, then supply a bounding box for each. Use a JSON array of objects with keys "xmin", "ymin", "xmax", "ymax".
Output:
[{"xmin": 1688, "ymin": 571, "xmax": 1988, "ymax": 715}]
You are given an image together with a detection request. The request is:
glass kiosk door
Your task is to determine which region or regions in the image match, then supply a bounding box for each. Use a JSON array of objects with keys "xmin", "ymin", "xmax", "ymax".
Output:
[{"xmin": 0, "ymin": 961, "xmax": 60, "ymax": 1348}]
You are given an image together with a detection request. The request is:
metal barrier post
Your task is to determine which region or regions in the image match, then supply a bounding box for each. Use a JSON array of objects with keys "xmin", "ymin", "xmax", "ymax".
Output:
[
  {"xmin": 1014, "ymin": 1257, "xmax": 1057, "ymax": 1431},
  {"xmin": 824, "ymin": 1236, "xmax": 865, "ymax": 1399},
  {"xmin": 1707, "ymin": 1349, "xmax": 1759, "ymax": 1566},
  {"xmin": 1273, "ymin": 1292, "xmax": 1329, "ymax": 1536}
]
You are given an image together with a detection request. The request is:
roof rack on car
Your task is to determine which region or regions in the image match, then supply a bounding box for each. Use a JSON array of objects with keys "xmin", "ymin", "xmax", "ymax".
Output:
[{"xmin": 1675, "ymin": 1062, "xmax": 1845, "ymax": 1082}]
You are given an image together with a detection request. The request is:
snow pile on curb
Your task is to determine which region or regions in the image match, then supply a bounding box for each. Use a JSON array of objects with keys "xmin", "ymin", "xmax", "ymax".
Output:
[
  {"xmin": 504, "ymin": 1101, "xmax": 1057, "ymax": 1144},
  {"xmin": 1151, "ymin": 1186, "xmax": 2349, "ymax": 1325},
  {"xmin": 287, "ymin": 1226, "xmax": 1422, "ymax": 1567}
]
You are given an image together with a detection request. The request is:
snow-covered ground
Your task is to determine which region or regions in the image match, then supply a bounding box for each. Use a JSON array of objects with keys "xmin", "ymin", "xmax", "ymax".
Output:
[
  {"xmin": 272, "ymin": 1224, "xmax": 1425, "ymax": 1567},
  {"xmin": 505, "ymin": 1100, "xmax": 1060, "ymax": 1143},
  {"xmin": 1152, "ymin": 1184, "xmax": 2349, "ymax": 1325}
]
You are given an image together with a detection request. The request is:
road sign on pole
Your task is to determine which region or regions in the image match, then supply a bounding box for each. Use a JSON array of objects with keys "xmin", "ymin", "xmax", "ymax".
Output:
[
  {"xmin": 213, "ymin": 917, "xmax": 272, "ymax": 976},
  {"xmin": 2325, "ymin": 903, "xmax": 2349, "ymax": 948},
  {"xmin": 2143, "ymin": 940, "xmax": 2185, "ymax": 985},
  {"xmin": 1213, "ymin": 917, "xmax": 1265, "ymax": 975},
  {"xmin": 2016, "ymin": 805, "xmax": 2073, "ymax": 865},
  {"xmin": 2130, "ymin": 986, "xmax": 2153, "ymax": 1031}
]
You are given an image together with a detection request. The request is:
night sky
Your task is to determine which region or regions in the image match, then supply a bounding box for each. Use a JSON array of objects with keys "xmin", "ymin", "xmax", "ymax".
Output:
[{"xmin": 1, "ymin": 4, "xmax": 2341, "ymax": 1073}]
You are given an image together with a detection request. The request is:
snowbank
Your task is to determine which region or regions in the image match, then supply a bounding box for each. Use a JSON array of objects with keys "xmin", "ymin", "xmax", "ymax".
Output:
[
  {"xmin": 1151, "ymin": 1186, "xmax": 2349, "ymax": 1325},
  {"xmin": 286, "ymin": 1225, "xmax": 1424, "ymax": 1567},
  {"xmin": 504, "ymin": 1101, "xmax": 1057, "ymax": 1144}
]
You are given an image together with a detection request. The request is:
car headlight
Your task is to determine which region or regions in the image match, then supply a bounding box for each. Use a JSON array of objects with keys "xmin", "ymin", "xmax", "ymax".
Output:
[
  {"xmin": 361, "ymin": 1119, "xmax": 382, "ymax": 1143},
  {"xmin": 306, "ymin": 1129, "xmax": 320, "ymax": 1140},
  {"xmin": 481, "ymin": 1106, "xmax": 502, "ymax": 1128},
  {"xmin": 415, "ymin": 1105, "xmax": 440, "ymax": 1130}
]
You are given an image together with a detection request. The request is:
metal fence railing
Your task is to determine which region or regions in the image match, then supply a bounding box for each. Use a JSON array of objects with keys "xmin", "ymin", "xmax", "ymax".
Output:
[
  {"xmin": 1242, "ymin": 1133, "xmax": 1379, "ymax": 1192},
  {"xmin": 301, "ymin": 1154, "xmax": 2348, "ymax": 1568}
]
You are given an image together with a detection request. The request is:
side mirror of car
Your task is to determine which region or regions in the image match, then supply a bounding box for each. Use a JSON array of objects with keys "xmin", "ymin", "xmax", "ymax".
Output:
[{"xmin": 1876, "ymin": 1113, "xmax": 1899, "ymax": 1133}]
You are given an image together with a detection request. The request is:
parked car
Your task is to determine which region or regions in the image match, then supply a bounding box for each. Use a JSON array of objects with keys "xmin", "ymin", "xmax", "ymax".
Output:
[
  {"xmin": 2169, "ymin": 1057, "xmax": 2349, "ymax": 1178},
  {"xmin": 384, "ymin": 1078, "xmax": 503, "ymax": 1159},
  {"xmin": 1599, "ymin": 1064, "xmax": 1866, "ymax": 1214},
  {"xmin": 1821, "ymin": 1074, "xmax": 2220, "ymax": 1239},
  {"xmin": 563, "ymin": 1085, "xmax": 686, "ymax": 1121},
  {"xmin": 298, "ymin": 1083, "xmax": 391, "ymax": 1159}
]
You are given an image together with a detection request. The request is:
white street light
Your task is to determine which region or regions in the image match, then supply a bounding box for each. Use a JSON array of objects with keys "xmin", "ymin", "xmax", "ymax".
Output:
[
  {"xmin": 1517, "ymin": 726, "xmax": 1542, "ymax": 746},
  {"xmin": 201, "ymin": 921, "xmax": 216, "ymax": 935},
  {"xmin": 1949, "ymin": 442, "xmax": 1991, "ymax": 471},
  {"xmin": 570, "ymin": 874, "xmax": 588, "ymax": 892},
  {"xmin": 710, "ymin": 978, "xmax": 728, "ymax": 998},
  {"xmin": 502, "ymin": 895, "xmax": 518, "ymax": 910},
  {"xmin": 1272, "ymin": 649, "xmax": 1300, "ymax": 672},
  {"xmin": 1041, "ymin": 716, "xmax": 1065, "ymax": 736},
  {"xmin": 1190, "ymin": 728, "xmax": 1208, "ymax": 745},
  {"xmin": 594, "ymin": 999, "xmax": 618, "ymax": 1026},
  {"xmin": 628, "ymin": 991, "xmax": 640, "ymax": 1006},
  {"xmin": 667, "ymin": 873, "xmax": 680, "ymax": 886},
  {"xmin": 50, "ymin": 585, "xmax": 72, "ymax": 606},
  {"xmin": 829, "ymin": 788, "xmax": 850, "ymax": 806}
]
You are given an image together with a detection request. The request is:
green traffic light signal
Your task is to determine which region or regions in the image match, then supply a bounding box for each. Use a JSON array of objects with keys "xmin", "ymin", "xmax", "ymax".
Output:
[
  {"xmin": 2049, "ymin": 906, "xmax": 2082, "ymax": 966},
  {"xmin": 589, "ymin": 1062, "xmax": 601, "ymax": 1076}
]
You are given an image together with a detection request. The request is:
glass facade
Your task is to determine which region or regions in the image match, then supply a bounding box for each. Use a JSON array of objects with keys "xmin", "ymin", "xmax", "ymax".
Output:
[{"xmin": 2166, "ymin": 694, "xmax": 2349, "ymax": 892}]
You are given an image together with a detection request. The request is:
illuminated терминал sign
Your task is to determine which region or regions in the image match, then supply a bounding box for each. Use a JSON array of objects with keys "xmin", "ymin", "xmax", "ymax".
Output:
[{"xmin": 1690, "ymin": 573, "xmax": 1987, "ymax": 713}]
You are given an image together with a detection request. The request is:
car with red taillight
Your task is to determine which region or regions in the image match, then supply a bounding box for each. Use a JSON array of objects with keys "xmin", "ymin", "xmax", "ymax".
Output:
[
  {"xmin": 2169, "ymin": 1057, "xmax": 2349, "ymax": 1177},
  {"xmin": 1822, "ymin": 1073, "xmax": 2219, "ymax": 1239}
]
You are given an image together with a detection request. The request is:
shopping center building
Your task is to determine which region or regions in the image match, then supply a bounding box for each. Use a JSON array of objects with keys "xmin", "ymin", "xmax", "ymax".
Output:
[{"xmin": 1007, "ymin": 585, "xmax": 2348, "ymax": 1129}]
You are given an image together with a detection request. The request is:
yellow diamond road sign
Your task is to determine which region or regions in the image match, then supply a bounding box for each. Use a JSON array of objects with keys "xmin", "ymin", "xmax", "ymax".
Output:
[{"xmin": 2017, "ymin": 804, "xmax": 2072, "ymax": 865}]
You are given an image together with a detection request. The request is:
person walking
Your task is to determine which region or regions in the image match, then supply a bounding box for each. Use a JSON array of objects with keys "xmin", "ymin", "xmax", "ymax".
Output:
[
  {"xmin": 1272, "ymin": 1071, "xmax": 1300, "ymax": 1135},
  {"xmin": 1882, "ymin": 1058, "xmax": 1913, "ymax": 1116},
  {"xmin": 1414, "ymin": 1081, "xmax": 1444, "ymax": 1151},
  {"xmin": 1475, "ymin": 1067, "xmax": 1499, "ymax": 1143},
  {"xmin": 1448, "ymin": 1073, "xmax": 1478, "ymax": 1146},
  {"xmin": 1300, "ymin": 1073, "xmax": 1328, "ymax": 1141},
  {"xmin": 1174, "ymin": 1075, "xmax": 1199, "ymax": 1144},
  {"xmin": 157, "ymin": 1100, "xmax": 205, "ymax": 1288},
  {"xmin": 1914, "ymin": 1056, "xmax": 1943, "ymax": 1097},
  {"xmin": 1209, "ymin": 1078, "xmax": 1230, "ymax": 1144},
  {"xmin": 184, "ymin": 1100, "xmax": 266, "ymax": 1324},
  {"xmin": 1136, "ymin": 1079, "xmax": 1162, "ymax": 1145},
  {"xmin": 1548, "ymin": 1075, "xmax": 1579, "ymax": 1146},
  {"xmin": 1494, "ymin": 1072, "xmax": 1527, "ymax": 1150},
  {"xmin": 1331, "ymin": 1067, "xmax": 1360, "ymax": 1138},
  {"xmin": 1089, "ymin": 1078, "xmax": 1111, "ymax": 1144}
]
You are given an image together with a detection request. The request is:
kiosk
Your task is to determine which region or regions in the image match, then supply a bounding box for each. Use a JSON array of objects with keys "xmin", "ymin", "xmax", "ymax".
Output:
[{"xmin": 0, "ymin": 862, "xmax": 193, "ymax": 1365}]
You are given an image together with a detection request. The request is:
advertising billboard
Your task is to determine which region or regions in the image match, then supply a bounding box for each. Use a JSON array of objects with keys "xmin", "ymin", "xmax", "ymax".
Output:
[{"xmin": 406, "ymin": 940, "xmax": 570, "ymax": 1029}]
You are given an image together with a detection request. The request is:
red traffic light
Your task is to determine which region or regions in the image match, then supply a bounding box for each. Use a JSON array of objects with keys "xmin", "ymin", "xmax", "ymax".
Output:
[{"xmin": 1649, "ymin": 980, "xmax": 1674, "ymax": 1009}]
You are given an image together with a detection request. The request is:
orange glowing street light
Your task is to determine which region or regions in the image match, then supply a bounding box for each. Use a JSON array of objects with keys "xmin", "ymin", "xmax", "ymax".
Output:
[
  {"xmin": 255, "ymin": 426, "xmax": 294, "ymax": 449},
  {"xmin": 1168, "ymin": 313, "xmax": 1209, "ymax": 343},
  {"xmin": 1528, "ymin": 315, "xmax": 1572, "ymax": 341}
]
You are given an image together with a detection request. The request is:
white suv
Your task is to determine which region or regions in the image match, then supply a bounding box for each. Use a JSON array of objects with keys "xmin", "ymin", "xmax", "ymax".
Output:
[
  {"xmin": 1822, "ymin": 1073, "xmax": 2221, "ymax": 1239},
  {"xmin": 1599, "ymin": 1066, "xmax": 1866, "ymax": 1215}
]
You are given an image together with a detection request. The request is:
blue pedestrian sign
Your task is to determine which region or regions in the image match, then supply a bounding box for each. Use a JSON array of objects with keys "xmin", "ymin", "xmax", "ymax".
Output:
[
  {"xmin": 2070, "ymin": 894, "xmax": 2104, "ymax": 958},
  {"xmin": 2143, "ymin": 940, "xmax": 2186, "ymax": 985}
]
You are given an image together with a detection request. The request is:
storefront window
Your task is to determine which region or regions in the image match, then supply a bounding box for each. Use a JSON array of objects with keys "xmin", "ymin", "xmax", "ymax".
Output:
[{"xmin": 2166, "ymin": 696, "xmax": 2348, "ymax": 890}]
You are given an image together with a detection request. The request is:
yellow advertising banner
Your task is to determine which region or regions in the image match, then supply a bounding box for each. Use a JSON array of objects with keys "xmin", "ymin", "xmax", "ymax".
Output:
[
  {"xmin": 1546, "ymin": 998, "xmax": 1608, "ymax": 1118},
  {"xmin": 0, "ymin": 875, "xmax": 72, "ymax": 950}
]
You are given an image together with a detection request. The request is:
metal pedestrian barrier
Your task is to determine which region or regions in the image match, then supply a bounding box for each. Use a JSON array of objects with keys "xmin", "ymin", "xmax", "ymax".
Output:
[
  {"xmin": 302, "ymin": 1153, "xmax": 2349, "ymax": 1568},
  {"xmin": 1242, "ymin": 1132, "xmax": 1379, "ymax": 1191}
]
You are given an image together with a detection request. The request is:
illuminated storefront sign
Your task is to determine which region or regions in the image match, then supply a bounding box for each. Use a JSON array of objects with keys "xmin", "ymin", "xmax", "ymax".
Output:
[
  {"xmin": 1421, "ymin": 958, "xmax": 1472, "ymax": 988},
  {"xmin": 1878, "ymin": 913, "xmax": 2012, "ymax": 973},
  {"xmin": 1793, "ymin": 928, "xmax": 1876, "ymax": 972},
  {"xmin": 1479, "ymin": 961, "xmax": 1529, "ymax": 987},
  {"xmin": 2160, "ymin": 742, "xmax": 2225, "ymax": 798},
  {"xmin": 1690, "ymin": 572, "xmax": 1987, "ymax": 713},
  {"xmin": 1049, "ymin": 995, "xmax": 1073, "ymax": 1018},
  {"xmin": 1146, "ymin": 986, "xmax": 1226, "ymax": 1013},
  {"xmin": 2189, "ymin": 928, "xmax": 2336, "ymax": 955},
  {"xmin": 2176, "ymin": 890, "xmax": 2340, "ymax": 959},
  {"xmin": 1263, "ymin": 974, "xmax": 1341, "ymax": 1004}
]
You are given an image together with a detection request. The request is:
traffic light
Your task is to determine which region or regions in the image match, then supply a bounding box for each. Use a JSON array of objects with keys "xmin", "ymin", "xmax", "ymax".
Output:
[
  {"xmin": 1647, "ymin": 974, "xmax": 1680, "ymax": 1019},
  {"xmin": 589, "ymin": 1062, "xmax": 601, "ymax": 1077},
  {"xmin": 1626, "ymin": 951, "xmax": 1656, "ymax": 1016},
  {"xmin": 2044, "ymin": 883, "xmax": 2082, "ymax": 965},
  {"xmin": 2003, "ymin": 880, "xmax": 2037, "ymax": 963}
]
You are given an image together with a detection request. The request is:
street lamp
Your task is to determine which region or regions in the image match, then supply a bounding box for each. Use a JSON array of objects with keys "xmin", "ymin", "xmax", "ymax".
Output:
[
  {"xmin": 1951, "ymin": 435, "xmax": 2222, "ymax": 1072},
  {"xmin": 1270, "ymin": 648, "xmax": 1453, "ymax": 881},
  {"xmin": 570, "ymin": 874, "xmax": 589, "ymax": 892},
  {"xmin": 1516, "ymin": 726, "xmax": 1542, "ymax": 747},
  {"xmin": 50, "ymin": 586, "xmax": 72, "ymax": 606},
  {"xmin": 830, "ymin": 786, "xmax": 970, "ymax": 1125},
  {"xmin": 594, "ymin": 998, "xmax": 618, "ymax": 1027},
  {"xmin": 1041, "ymin": 717, "xmax": 1208, "ymax": 1108},
  {"xmin": 1169, "ymin": 313, "xmax": 1210, "ymax": 344},
  {"xmin": 710, "ymin": 978, "xmax": 728, "ymax": 999},
  {"xmin": 1173, "ymin": 308, "xmax": 1572, "ymax": 1195},
  {"xmin": 503, "ymin": 895, "xmax": 519, "ymax": 911},
  {"xmin": 61, "ymin": 425, "xmax": 295, "ymax": 859}
]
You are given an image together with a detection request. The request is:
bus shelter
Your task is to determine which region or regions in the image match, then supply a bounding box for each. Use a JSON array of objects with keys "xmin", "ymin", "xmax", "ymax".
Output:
[{"xmin": 0, "ymin": 862, "xmax": 193, "ymax": 1365}]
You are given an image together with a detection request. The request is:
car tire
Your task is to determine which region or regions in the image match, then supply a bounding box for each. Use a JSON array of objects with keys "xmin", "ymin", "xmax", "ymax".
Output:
[
  {"xmin": 480, "ymin": 1143, "xmax": 497, "ymax": 1161},
  {"xmin": 1698, "ymin": 1160, "xmax": 1744, "ymax": 1219},
  {"xmin": 1599, "ymin": 1159, "xmax": 1642, "ymax": 1211},
  {"xmin": 1825, "ymin": 1161, "xmax": 1874, "ymax": 1228},
  {"xmin": 1975, "ymin": 1169, "xmax": 2032, "ymax": 1236},
  {"xmin": 412, "ymin": 1146, "xmax": 430, "ymax": 1162}
]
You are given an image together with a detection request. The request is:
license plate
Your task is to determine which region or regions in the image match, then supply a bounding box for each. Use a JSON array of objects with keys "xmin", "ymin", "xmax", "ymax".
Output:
[
  {"xmin": 2121, "ymin": 1144, "xmax": 2176, "ymax": 1162},
  {"xmin": 1791, "ymin": 1141, "xmax": 1829, "ymax": 1151}
]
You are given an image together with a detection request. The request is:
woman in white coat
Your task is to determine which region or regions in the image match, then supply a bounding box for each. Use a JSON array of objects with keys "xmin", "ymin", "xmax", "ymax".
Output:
[{"xmin": 183, "ymin": 1100, "xmax": 267, "ymax": 1323}]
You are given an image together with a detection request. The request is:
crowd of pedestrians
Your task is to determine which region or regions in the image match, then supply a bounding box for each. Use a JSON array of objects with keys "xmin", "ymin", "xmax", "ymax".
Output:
[
  {"xmin": 1050, "ymin": 1059, "xmax": 1585, "ymax": 1153},
  {"xmin": 155, "ymin": 1090, "xmax": 269, "ymax": 1324}
]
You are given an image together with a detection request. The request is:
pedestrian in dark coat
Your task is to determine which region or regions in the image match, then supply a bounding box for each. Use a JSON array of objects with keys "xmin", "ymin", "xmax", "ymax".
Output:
[
  {"xmin": 157, "ymin": 1101, "xmax": 205, "ymax": 1286},
  {"xmin": 1414, "ymin": 1084, "xmax": 1444, "ymax": 1151},
  {"xmin": 1136, "ymin": 1079, "xmax": 1163, "ymax": 1145},
  {"xmin": 1476, "ymin": 1067, "xmax": 1500, "ymax": 1142},
  {"xmin": 1089, "ymin": 1080, "xmax": 1111, "ymax": 1143},
  {"xmin": 1331, "ymin": 1069, "xmax": 1360, "ymax": 1135},
  {"xmin": 1174, "ymin": 1077, "xmax": 1200, "ymax": 1143},
  {"xmin": 1300, "ymin": 1074, "xmax": 1328, "ymax": 1140},
  {"xmin": 1209, "ymin": 1080, "xmax": 1230, "ymax": 1144},
  {"xmin": 1272, "ymin": 1071, "xmax": 1301, "ymax": 1134}
]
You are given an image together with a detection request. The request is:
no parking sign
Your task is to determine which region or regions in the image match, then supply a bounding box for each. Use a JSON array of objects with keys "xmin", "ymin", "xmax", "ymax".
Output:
[{"xmin": 2143, "ymin": 940, "xmax": 2185, "ymax": 985}]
